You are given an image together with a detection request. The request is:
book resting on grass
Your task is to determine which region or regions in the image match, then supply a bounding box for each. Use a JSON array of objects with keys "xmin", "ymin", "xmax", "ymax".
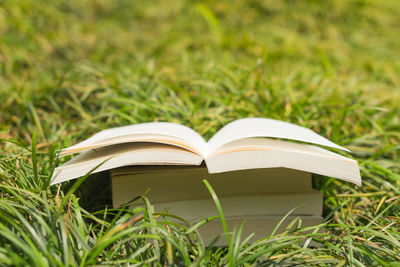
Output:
[{"xmin": 51, "ymin": 118, "xmax": 361, "ymax": 244}]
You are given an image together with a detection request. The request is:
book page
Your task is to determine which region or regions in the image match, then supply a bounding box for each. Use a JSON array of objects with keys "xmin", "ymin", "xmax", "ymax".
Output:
[
  {"xmin": 61, "ymin": 122, "xmax": 208, "ymax": 157},
  {"xmin": 51, "ymin": 143, "xmax": 204, "ymax": 185},
  {"xmin": 205, "ymin": 138, "xmax": 361, "ymax": 186},
  {"xmin": 207, "ymin": 118, "xmax": 349, "ymax": 157}
]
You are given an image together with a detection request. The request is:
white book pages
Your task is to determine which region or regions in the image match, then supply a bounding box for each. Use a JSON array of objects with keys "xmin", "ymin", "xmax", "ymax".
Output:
[
  {"xmin": 51, "ymin": 143, "xmax": 203, "ymax": 185},
  {"xmin": 205, "ymin": 138, "xmax": 361, "ymax": 185},
  {"xmin": 60, "ymin": 122, "xmax": 208, "ymax": 157},
  {"xmin": 207, "ymin": 118, "xmax": 349, "ymax": 157},
  {"xmin": 52, "ymin": 118, "xmax": 361, "ymax": 186}
]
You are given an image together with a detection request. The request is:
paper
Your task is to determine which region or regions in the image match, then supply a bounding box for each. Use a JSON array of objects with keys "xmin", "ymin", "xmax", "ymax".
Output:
[
  {"xmin": 207, "ymin": 118, "xmax": 349, "ymax": 156},
  {"xmin": 61, "ymin": 122, "xmax": 208, "ymax": 156}
]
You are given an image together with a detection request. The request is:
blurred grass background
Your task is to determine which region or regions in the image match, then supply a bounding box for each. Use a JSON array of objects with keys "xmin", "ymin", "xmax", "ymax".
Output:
[
  {"xmin": 1, "ymin": 0, "xmax": 399, "ymax": 142},
  {"xmin": 1, "ymin": 0, "xmax": 400, "ymax": 265}
]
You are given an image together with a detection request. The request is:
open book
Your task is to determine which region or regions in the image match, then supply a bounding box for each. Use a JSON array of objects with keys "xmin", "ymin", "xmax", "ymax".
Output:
[{"xmin": 51, "ymin": 118, "xmax": 361, "ymax": 185}]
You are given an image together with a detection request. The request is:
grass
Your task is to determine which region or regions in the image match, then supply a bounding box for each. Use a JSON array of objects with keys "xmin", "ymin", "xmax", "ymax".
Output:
[{"xmin": 1, "ymin": 0, "xmax": 400, "ymax": 265}]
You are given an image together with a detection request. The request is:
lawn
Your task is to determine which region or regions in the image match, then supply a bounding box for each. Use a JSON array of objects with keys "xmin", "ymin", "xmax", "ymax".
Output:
[{"xmin": 0, "ymin": 0, "xmax": 399, "ymax": 265}]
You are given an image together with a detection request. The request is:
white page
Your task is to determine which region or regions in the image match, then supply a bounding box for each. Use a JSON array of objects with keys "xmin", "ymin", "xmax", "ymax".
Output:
[
  {"xmin": 205, "ymin": 138, "xmax": 361, "ymax": 186},
  {"xmin": 61, "ymin": 122, "xmax": 208, "ymax": 157},
  {"xmin": 51, "ymin": 143, "xmax": 203, "ymax": 185},
  {"xmin": 206, "ymin": 118, "xmax": 350, "ymax": 156}
]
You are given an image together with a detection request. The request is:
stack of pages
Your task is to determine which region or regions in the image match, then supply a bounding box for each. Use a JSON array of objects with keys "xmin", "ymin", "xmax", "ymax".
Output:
[
  {"xmin": 51, "ymin": 118, "xmax": 361, "ymax": 244},
  {"xmin": 111, "ymin": 166, "xmax": 324, "ymax": 244}
]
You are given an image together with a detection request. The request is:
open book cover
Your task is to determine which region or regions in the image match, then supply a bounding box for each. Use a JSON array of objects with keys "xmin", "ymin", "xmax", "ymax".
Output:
[{"xmin": 51, "ymin": 118, "xmax": 361, "ymax": 186}]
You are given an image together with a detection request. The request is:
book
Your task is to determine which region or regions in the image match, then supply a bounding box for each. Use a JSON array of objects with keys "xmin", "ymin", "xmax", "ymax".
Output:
[
  {"xmin": 111, "ymin": 165, "xmax": 314, "ymax": 206},
  {"xmin": 111, "ymin": 165, "xmax": 324, "ymax": 245},
  {"xmin": 51, "ymin": 118, "xmax": 361, "ymax": 185},
  {"xmin": 51, "ymin": 118, "xmax": 361, "ymax": 245},
  {"xmin": 141, "ymin": 188, "xmax": 323, "ymax": 221}
]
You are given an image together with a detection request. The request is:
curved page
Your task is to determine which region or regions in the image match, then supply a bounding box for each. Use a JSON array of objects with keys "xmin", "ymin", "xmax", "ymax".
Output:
[
  {"xmin": 51, "ymin": 143, "xmax": 203, "ymax": 185},
  {"xmin": 207, "ymin": 118, "xmax": 349, "ymax": 156},
  {"xmin": 205, "ymin": 138, "xmax": 361, "ymax": 185},
  {"xmin": 61, "ymin": 122, "xmax": 207, "ymax": 156}
]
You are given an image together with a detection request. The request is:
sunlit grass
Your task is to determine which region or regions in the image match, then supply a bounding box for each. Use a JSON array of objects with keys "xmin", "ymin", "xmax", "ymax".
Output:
[{"xmin": 1, "ymin": 0, "xmax": 399, "ymax": 265}]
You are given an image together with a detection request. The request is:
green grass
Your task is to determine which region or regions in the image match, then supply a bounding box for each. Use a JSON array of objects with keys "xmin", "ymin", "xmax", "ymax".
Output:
[{"xmin": 1, "ymin": 0, "xmax": 400, "ymax": 265}]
